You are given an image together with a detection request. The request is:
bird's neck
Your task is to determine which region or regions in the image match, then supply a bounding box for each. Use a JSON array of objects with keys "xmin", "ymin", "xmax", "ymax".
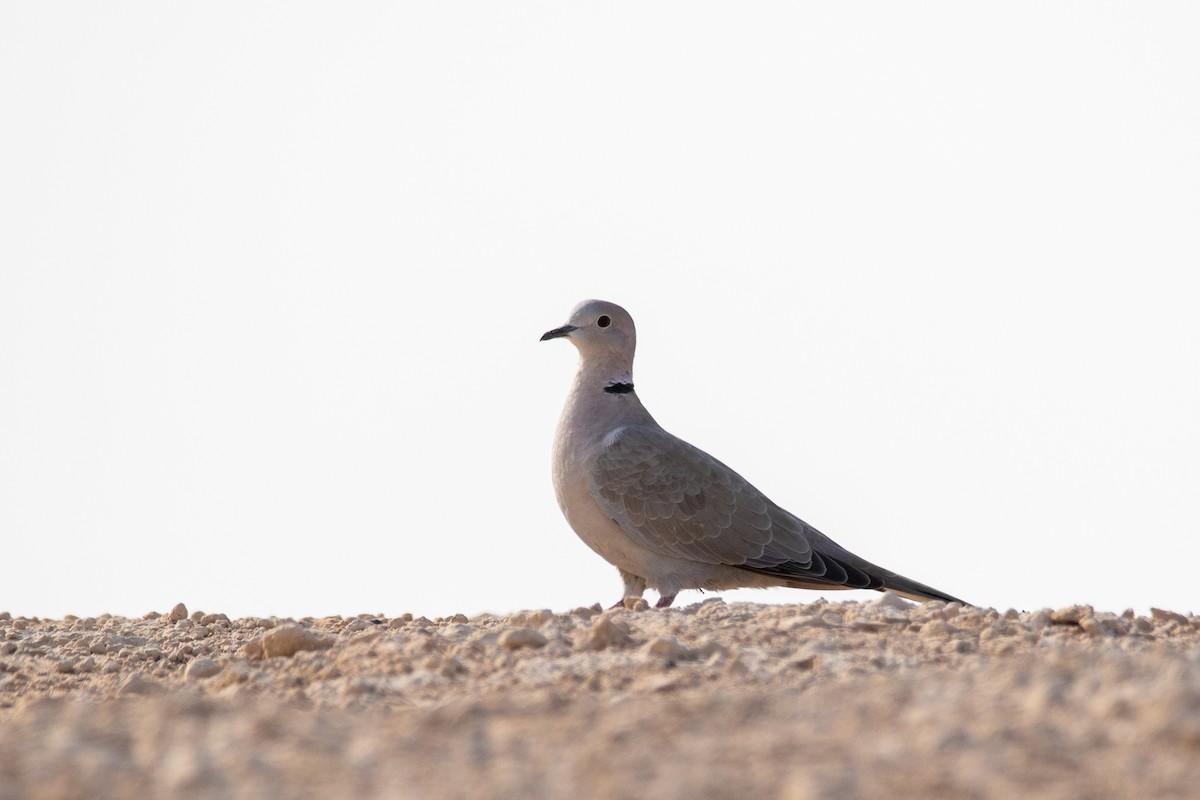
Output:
[{"xmin": 559, "ymin": 357, "xmax": 656, "ymax": 441}]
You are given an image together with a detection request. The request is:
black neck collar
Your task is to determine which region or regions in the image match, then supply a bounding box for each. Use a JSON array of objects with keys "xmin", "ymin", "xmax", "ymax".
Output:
[{"xmin": 604, "ymin": 381, "xmax": 635, "ymax": 394}]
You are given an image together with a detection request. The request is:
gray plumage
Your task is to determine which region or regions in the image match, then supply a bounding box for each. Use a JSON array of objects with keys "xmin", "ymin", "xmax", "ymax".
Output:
[{"xmin": 542, "ymin": 299, "xmax": 966, "ymax": 608}]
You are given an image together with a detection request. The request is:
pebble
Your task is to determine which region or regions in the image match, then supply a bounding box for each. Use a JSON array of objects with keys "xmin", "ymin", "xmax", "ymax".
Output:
[
  {"xmin": 119, "ymin": 675, "xmax": 162, "ymax": 696},
  {"xmin": 866, "ymin": 592, "xmax": 915, "ymax": 612},
  {"xmin": 586, "ymin": 615, "xmax": 633, "ymax": 651},
  {"xmin": 184, "ymin": 658, "xmax": 223, "ymax": 680},
  {"xmin": 246, "ymin": 625, "xmax": 335, "ymax": 660},
  {"xmin": 1051, "ymin": 605, "xmax": 1094, "ymax": 625},
  {"xmin": 1080, "ymin": 615, "xmax": 1131, "ymax": 637},
  {"xmin": 498, "ymin": 627, "xmax": 548, "ymax": 650},
  {"xmin": 511, "ymin": 609, "xmax": 555, "ymax": 627},
  {"xmin": 921, "ymin": 620, "xmax": 954, "ymax": 638},
  {"xmin": 168, "ymin": 603, "xmax": 188, "ymax": 622},
  {"xmin": 1151, "ymin": 608, "xmax": 1189, "ymax": 626},
  {"xmin": 643, "ymin": 636, "xmax": 694, "ymax": 662}
]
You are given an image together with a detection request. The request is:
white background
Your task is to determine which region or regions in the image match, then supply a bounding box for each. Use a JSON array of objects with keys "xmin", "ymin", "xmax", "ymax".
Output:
[{"xmin": 2, "ymin": 3, "xmax": 1197, "ymax": 619}]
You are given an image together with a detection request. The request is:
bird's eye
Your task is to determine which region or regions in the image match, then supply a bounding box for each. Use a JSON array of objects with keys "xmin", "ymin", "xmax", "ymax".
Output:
[{"xmin": 597, "ymin": 315, "xmax": 611, "ymax": 328}]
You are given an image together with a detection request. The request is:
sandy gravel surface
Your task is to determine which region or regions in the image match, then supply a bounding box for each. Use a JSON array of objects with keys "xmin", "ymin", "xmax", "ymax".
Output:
[{"xmin": 2, "ymin": 596, "xmax": 1200, "ymax": 799}]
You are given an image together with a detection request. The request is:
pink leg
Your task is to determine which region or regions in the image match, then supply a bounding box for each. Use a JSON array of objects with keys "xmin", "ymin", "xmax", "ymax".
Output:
[{"xmin": 655, "ymin": 594, "xmax": 677, "ymax": 609}]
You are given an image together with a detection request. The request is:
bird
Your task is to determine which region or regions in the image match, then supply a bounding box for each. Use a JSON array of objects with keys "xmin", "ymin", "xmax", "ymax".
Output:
[{"xmin": 541, "ymin": 299, "xmax": 967, "ymax": 609}]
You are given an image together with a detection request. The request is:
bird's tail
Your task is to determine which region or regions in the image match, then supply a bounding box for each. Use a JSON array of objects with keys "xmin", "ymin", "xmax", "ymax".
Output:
[{"xmin": 878, "ymin": 572, "xmax": 968, "ymax": 606}]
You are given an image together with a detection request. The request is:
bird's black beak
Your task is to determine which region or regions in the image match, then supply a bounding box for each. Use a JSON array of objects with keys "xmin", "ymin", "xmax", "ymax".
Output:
[{"xmin": 540, "ymin": 324, "xmax": 576, "ymax": 342}]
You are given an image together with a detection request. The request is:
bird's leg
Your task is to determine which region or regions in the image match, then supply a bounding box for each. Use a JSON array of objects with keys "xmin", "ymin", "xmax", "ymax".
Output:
[
  {"xmin": 611, "ymin": 569, "xmax": 646, "ymax": 608},
  {"xmin": 655, "ymin": 593, "xmax": 677, "ymax": 609}
]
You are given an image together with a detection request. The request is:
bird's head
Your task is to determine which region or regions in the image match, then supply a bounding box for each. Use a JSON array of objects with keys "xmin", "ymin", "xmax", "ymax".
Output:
[{"xmin": 540, "ymin": 299, "xmax": 637, "ymax": 366}]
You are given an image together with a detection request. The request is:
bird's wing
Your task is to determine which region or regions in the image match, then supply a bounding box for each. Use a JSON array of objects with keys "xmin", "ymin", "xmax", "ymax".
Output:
[
  {"xmin": 589, "ymin": 424, "xmax": 872, "ymax": 579},
  {"xmin": 588, "ymin": 425, "xmax": 961, "ymax": 598}
]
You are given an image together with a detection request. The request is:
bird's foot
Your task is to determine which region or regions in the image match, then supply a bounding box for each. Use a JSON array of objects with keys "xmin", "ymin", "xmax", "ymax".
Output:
[{"xmin": 655, "ymin": 594, "xmax": 676, "ymax": 609}]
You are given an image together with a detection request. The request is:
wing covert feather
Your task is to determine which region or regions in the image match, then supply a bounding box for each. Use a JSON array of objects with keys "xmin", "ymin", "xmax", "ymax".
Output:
[{"xmin": 589, "ymin": 425, "xmax": 813, "ymax": 567}]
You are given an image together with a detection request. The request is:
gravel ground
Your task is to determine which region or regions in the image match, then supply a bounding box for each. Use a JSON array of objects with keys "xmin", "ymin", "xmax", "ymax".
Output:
[{"xmin": 2, "ymin": 596, "xmax": 1199, "ymax": 799}]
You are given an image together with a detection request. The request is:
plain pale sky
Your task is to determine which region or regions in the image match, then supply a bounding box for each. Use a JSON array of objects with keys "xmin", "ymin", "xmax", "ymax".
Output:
[{"xmin": 2, "ymin": 3, "xmax": 1198, "ymax": 619}]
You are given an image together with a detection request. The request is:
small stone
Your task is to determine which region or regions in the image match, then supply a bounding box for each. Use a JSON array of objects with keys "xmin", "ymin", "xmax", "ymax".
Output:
[
  {"xmin": 867, "ymin": 592, "xmax": 914, "ymax": 612},
  {"xmin": 1051, "ymin": 605, "xmax": 1094, "ymax": 625},
  {"xmin": 694, "ymin": 639, "xmax": 730, "ymax": 661},
  {"xmin": 185, "ymin": 658, "xmax": 223, "ymax": 680},
  {"xmin": 695, "ymin": 599, "xmax": 728, "ymax": 619},
  {"xmin": 0, "ymin": 612, "xmax": 10, "ymax": 621},
  {"xmin": 438, "ymin": 657, "xmax": 465, "ymax": 678},
  {"xmin": 190, "ymin": 610, "xmax": 205, "ymax": 622},
  {"xmin": 55, "ymin": 659, "xmax": 77, "ymax": 674},
  {"xmin": 1151, "ymin": 608, "xmax": 1189, "ymax": 626},
  {"xmin": 77, "ymin": 657, "xmax": 97, "ymax": 673},
  {"xmin": 168, "ymin": 603, "xmax": 188, "ymax": 622},
  {"xmin": 512, "ymin": 609, "xmax": 555, "ymax": 627},
  {"xmin": 200, "ymin": 613, "xmax": 229, "ymax": 625},
  {"xmin": 499, "ymin": 627, "xmax": 548, "ymax": 650},
  {"xmin": 1079, "ymin": 614, "xmax": 1130, "ymax": 637},
  {"xmin": 622, "ymin": 597, "xmax": 650, "ymax": 612},
  {"xmin": 1023, "ymin": 609, "xmax": 1053, "ymax": 630},
  {"xmin": 643, "ymin": 636, "xmax": 693, "ymax": 661},
  {"xmin": 586, "ymin": 615, "xmax": 633, "ymax": 651},
  {"xmin": 921, "ymin": 620, "xmax": 954, "ymax": 638},
  {"xmin": 789, "ymin": 651, "xmax": 820, "ymax": 671},
  {"xmin": 119, "ymin": 675, "xmax": 163, "ymax": 696},
  {"xmin": 249, "ymin": 624, "xmax": 335, "ymax": 660},
  {"xmin": 450, "ymin": 613, "xmax": 470, "ymax": 624}
]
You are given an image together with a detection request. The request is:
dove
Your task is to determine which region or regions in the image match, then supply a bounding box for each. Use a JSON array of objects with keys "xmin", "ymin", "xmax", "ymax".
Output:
[{"xmin": 541, "ymin": 299, "xmax": 967, "ymax": 609}]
